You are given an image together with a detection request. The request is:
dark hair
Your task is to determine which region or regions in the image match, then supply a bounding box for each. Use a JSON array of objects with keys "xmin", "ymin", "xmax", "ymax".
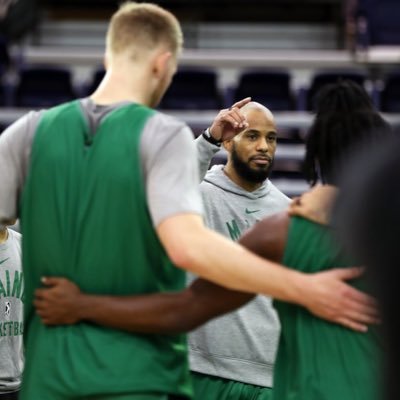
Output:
[{"xmin": 303, "ymin": 80, "xmax": 392, "ymax": 186}]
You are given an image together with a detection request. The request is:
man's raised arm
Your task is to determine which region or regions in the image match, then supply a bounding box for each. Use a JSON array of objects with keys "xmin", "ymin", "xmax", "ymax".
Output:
[{"xmin": 196, "ymin": 97, "xmax": 251, "ymax": 180}]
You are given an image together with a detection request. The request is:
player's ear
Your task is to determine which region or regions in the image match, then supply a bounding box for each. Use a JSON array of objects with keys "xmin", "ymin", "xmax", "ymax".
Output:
[{"xmin": 152, "ymin": 50, "xmax": 173, "ymax": 79}]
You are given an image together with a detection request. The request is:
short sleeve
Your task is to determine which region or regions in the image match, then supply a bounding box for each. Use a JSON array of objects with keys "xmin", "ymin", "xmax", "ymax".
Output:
[
  {"xmin": 0, "ymin": 111, "xmax": 43, "ymax": 220},
  {"xmin": 140, "ymin": 113, "xmax": 204, "ymax": 227}
]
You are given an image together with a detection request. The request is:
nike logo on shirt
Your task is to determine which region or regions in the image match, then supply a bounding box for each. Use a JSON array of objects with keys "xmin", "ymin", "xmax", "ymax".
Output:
[
  {"xmin": 0, "ymin": 258, "xmax": 10, "ymax": 266},
  {"xmin": 245, "ymin": 209, "xmax": 260, "ymax": 214}
]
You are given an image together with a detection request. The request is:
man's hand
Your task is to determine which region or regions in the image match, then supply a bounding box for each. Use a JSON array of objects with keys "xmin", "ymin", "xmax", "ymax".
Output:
[
  {"xmin": 297, "ymin": 267, "xmax": 379, "ymax": 332},
  {"xmin": 34, "ymin": 277, "xmax": 83, "ymax": 325},
  {"xmin": 209, "ymin": 97, "xmax": 251, "ymax": 142}
]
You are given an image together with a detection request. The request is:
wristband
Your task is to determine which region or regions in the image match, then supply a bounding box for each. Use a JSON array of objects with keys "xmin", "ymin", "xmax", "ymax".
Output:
[{"xmin": 202, "ymin": 128, "xmax": 222, "ymax": 147}]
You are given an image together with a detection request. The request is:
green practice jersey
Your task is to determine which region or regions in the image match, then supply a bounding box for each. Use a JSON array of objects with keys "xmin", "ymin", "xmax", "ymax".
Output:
[
  {"xmin": 273, "ymin": 216, "xmax": 381, "ymax": 400},
  {"xmin": 20, "ymin": 101, "xmax": 191, "ymax": 399}
]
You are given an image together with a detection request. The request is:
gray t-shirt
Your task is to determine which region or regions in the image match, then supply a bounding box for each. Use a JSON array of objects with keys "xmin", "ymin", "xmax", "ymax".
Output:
[
  {"xmin": 0, "ymin": 98, "xmax": 203, "ymax": 226},
  {"xmin": 0, "ymin": 228, "xmax": 23, "ymax": 394}
]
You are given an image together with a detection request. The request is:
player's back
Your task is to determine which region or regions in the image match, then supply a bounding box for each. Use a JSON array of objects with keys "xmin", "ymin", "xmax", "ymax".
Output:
[
  {"xmin": 20, "ymin": 101, "xmax": 191, "ymax": 399},
  {"xmin": 273, "ymin": 216, "xmax": 381, "ymax": 400}
]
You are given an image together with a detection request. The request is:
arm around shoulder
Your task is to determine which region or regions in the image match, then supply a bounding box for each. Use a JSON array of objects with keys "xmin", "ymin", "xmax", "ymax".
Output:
[
  {"xmin": 239, "ymin": 211, "xmax": 290, "ymax": 263},
  {"xmin": 35, "ymin": 276, "xmax": 253, "ymax": 334},
  {"xmin": 156, "ymin": 212, "xmax": 305, "ymax": 300}
]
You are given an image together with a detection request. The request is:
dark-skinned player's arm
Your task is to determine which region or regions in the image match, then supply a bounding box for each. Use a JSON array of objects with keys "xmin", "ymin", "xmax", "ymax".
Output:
[
  {"xmin": 34, "ymin": 276, "xmax": 254, "ymax": 334},
  {"xmin": 34, "ymin": 211, "xmax": 287, "ymax": 333},
  {"xmin": 239, "ymin": 212, "xmax": 289, "ymax": 263}
]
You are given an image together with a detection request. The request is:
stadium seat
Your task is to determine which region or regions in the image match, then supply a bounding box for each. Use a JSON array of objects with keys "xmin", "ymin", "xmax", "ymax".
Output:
[
  {"xmin": 378, "ymin": 70, "xmax": 400, "ymax": 113},
  {"xmin": 231, "ymin": 69, "xmax": 295, "ymax": 111},
  {"xmin": 299, "ymin": 69, "xmax": 367, "ymax": 111},
  {"xmin": 159, "ymin": 68, "xmax": 222, "ymax": 110},
  {"xmin": 14, "ymin": 66, "xmax": 77, "ymax": 107},
  {"xmin": 0, "ymin": 66, "xmax": 7, "ymax": 107},
  {"xmin": 357, "ymin": 0, "xmax": 400, "ymax": 46},
  {"xmin": 0, "ymin": 36, "xmax": 10, "ymax": 70}
]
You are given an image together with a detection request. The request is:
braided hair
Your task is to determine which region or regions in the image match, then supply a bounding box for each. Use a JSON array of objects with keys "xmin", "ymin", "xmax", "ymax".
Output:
[{"xmin": 303, "ymin": 80, "xmax": 392, "ymax": 186}]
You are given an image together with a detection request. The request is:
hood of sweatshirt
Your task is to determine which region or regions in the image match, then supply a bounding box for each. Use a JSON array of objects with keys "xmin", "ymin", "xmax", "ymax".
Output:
[{"xmin": 203, "ymin": 165, "xmax": 272, "ymax": 200}]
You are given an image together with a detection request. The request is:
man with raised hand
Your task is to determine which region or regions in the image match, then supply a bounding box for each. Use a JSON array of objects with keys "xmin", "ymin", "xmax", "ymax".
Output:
[{"xmin": 188, "ymin": 99, "xmax": 289, "ymax": 399}]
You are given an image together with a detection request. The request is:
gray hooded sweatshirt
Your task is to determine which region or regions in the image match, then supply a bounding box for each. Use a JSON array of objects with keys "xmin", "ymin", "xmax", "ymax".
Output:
[{"xmin": 189, "ymin": 137, "xmax": 290, "ymax": 387}]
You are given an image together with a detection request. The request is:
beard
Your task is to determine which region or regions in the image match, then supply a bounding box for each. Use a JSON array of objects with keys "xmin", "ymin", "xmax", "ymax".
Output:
[{"xmin": 231, "ymin": 145, "xmax": 273, "ymax": 184}]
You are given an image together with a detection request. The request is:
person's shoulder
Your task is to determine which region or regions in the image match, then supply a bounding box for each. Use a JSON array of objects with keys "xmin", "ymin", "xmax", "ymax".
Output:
[
  {"xmin": 288, "ymin": 185, "xmax": 337, "ymax": 226},
  {"xmin": 259, "ymin": 211, "xmax": 290, "ymax": 230},
  {"xmin": 25, "ymin": 109, "xmax": 45, "ymax": 122},
  {"xmin": 203, "ymin": 164, "xmax": 224, "ymax": 178},
  {"xmin": 200, "ymin": 166, "xmax": 224, "ymax": 189},
  {"xmin": 150, "ymin": 110, "xmax": 191, "ymax": 134},
  {"xmin": 240, "ymin": 211, "xmax": 290, "ymax": 262},
  {"xmin": 199, "ymin": 178, "xmax": 220, "ymax": 195},
  {"xmin": 0, "ymin": 110, "xmax": 45, "ymax": 149},
  {"xmin": 8, "ymin": 228, "xmax": 22, "ymax": 242},
  {"xmin": 142, "ymin": 111, "xmax": 195, "ymax": 153},
  {"xmin": 6, "ymin": 110, "xmax": 44, "ymax": 133},
  {"xmin": 267, "ymin": 180, "xmax": 291, "ymax": 202}
]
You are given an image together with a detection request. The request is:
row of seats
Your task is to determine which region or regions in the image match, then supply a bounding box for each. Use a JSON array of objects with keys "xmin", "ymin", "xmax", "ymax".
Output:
[
  {"xmin": 1, "ymin": 65, "xmax": 400, "ymax": 112},
  {"xmin": 3, "ymin": 63, "xmax": 400, "ymax": 198},
  {"xmin": 355, "ymin": 0, "xmax": 400, "ymax": 47}
]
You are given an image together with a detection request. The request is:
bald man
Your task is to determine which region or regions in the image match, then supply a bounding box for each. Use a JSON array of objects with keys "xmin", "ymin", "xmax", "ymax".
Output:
[{"xmin": 188, "ymin": 100, "xmax": 289, "ymax": 399}]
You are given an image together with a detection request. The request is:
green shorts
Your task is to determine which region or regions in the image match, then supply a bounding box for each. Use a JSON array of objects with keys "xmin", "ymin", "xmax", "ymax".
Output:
[{"xmin": 191, "ymin": 372, "xmax": 273, "ymax": 400}]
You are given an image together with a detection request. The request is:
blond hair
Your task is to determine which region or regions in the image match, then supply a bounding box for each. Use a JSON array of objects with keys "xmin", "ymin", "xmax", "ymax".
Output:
[{"xmin": 106, "ymin": 2, "xmax": 183, "ymax": 59}]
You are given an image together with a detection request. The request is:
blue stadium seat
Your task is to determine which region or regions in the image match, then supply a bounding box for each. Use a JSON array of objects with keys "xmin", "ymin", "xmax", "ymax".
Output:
[
  {"xmin": 357, "ymin": 0, "xmax": 400, "ymax": 46},
  {"xmin": 0, "ymin": 65, "xmax": 7, "ymax": 107},
  {"xmin": 0, "ymin": 36, "xmax": 13, "ymax": 107},
  {"xmin": 299, "ymin": 69, "xmax": 367, "ymax": 111},
  {"xmin": 14, "ymin": 66, "xmax": 77, "ymax": 107},
  {"xmin": 231, "ymin": 69, "xmax": 294, "ymax": 111},
  {"xmin": 379, "ymin": 70, "xmax": 400, "ymax": 113},
  {"xmin": 159, "ymin": 68, "xmax": 222, "ymax": 110},
  {"xmin": 209, "ymin": 150, "xmax": 228, "ymax": 169},
  {"xmin": 0, "ymin": 36, "xmax": 10, "ymax": 70}
]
